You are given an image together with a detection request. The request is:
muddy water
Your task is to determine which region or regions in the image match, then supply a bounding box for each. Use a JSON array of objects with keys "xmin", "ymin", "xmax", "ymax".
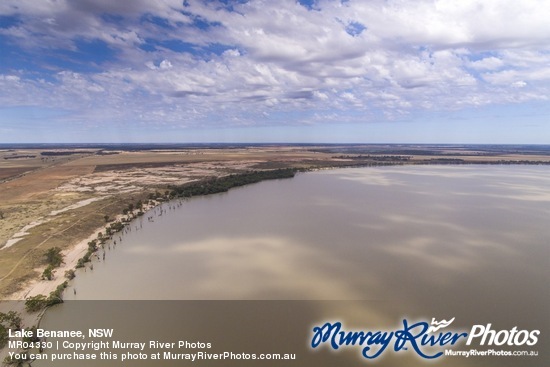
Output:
[{"xmin": 38, "ymin": 166, "xmax": 549, "ymax": 366}]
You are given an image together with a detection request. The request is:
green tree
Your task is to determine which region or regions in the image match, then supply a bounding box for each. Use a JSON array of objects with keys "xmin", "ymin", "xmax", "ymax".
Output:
[
  {"xmin": 44, "ymin": 247, "xmax": 63, "ymax": 267},
  {"xmin": 0, "ymin": 311, "xmax": 22, "ymax": 330},
  {"xmin": 25, "ymin": 295, "xmax": 49, "ymax": 312},
  {"xmin": 42, "ymin": 265, "xmax": 54, "ymax": 280},
  {"xmin": 0, "ymin": 324, "xmax": 7, "ymax": 349},
  {"xmin": 0, "ymin": 311, "xmax": 22, "ymax": 349}
]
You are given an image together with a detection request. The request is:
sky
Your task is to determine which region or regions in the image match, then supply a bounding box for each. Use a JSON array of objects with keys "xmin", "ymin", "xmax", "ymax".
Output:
[{"xmin": 0, "ymin": 0, "xmax": 549, "ymax": 144}]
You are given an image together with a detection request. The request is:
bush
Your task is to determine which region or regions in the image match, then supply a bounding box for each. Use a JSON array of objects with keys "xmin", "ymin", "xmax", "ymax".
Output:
[
  {"xmin": 44, "ymin": 247, "xmax": 63, "ymax": 267},
  {"xmin": 0, "ymin": 311, "xmax": 22, "ymax": 349},
  {"xmin": 24, "ymin": 283, "xmax": 68, "ymax": 313},
  {"xmin": 25, "ymin": 295, "xmax": 49, "ymax": 312},
  {"xmin": 42, "ymin": 265, "xmax": 55, "ymax": 280},
  {"xmin": 0, "ymin": 325, "xmax": 7, "ymax": 349},
  {"xmin": 0, "ymin": 311, "xmax": 22, "ymax": 330},
  {"xmin": 65, "ymin": 269, "xmax": 76, "ymax": 279}
]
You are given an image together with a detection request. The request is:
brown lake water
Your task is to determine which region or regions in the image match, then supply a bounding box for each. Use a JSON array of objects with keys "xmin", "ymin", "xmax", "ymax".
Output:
[{"xmin": 37, "ymin": 166, "xmax": 549, "ymax": 366}]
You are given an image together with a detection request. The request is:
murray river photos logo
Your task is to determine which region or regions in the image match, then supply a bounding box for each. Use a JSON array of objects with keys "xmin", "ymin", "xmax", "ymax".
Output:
[{"xmin": 310, "ymin": 317, "xmax": 540, "ymax": 360}]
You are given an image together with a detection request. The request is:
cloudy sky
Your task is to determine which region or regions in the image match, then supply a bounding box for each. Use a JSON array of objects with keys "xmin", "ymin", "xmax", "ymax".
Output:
[{"xmin": 1, "ymin": 0, "xmax": 549, "ymax": 143}]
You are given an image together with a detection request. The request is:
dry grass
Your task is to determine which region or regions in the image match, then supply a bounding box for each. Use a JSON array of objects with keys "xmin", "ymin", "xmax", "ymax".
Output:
[{"xmin": 0, "ymin": 193, "xmax": 151, "ymax": 298}]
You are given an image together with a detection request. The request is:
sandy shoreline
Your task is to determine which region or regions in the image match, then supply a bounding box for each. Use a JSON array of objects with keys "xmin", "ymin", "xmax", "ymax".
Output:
[
  {"xmin": 0, "ymin": 198, "xmax": 159, "ymax": 321},
  {"xmin": 8, "ymin": 229, "xmax": 101, "ymax": 301},
  {"xmin": 0, "ymin": 226, "xmax": 105, "ymax": 362},
  {"xmin": 3, "ymin": 197, "xmax": 161, "ymax": 304},
  {"xmin": 0, "ymin": 200, "xmax": 162, "ymax": 362},
  {"xmin": 0, "ymin": 200, "xmax": 165, "ymax": 364}
]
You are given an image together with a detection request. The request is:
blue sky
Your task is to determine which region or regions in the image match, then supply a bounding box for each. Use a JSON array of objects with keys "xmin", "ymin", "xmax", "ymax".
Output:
[{"xmin": 1, "ymin": 0, "xmax": 549, "ymax": 143}]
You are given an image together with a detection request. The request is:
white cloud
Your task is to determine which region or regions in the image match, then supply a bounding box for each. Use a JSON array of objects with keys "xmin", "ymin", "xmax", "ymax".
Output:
[
  {"xmin": 0, "ymin": 75, "xmax": 20, "ymax": 82},
  {"xmin": 483, "ymin": 67, "xmax": 550, "ymax": 85},
  {"xmin": 0, "ymin": 0, "xmax": 549, "ymax": 129},
  {"xmin": 511, "ymin": 81, "xmax": 527, "ymax": 88},
  {"xmin": 159, "ymin": 60, "xmax": 173, "ymax": 70},
  {"xmin": 469, "ymin": 57, "xmax": 504, "ymax": 70}
]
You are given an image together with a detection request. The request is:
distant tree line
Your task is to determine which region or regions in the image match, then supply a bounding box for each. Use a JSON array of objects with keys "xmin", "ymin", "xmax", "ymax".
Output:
[
  {"xmin": 420, "ymin": 159, "xmax": 550, "ymax": 165},
  {"xmin": 40, "ymin": 151, "xmax": 89, "ymax": 156},
  {"xmin": 335, "ymin": 155, "xmax": 412, "ymax": 161},
  {"xmin": 3, "ymin": 155, "xmax": 36, "ymax": 159},
  {"xmin": 169, "ymin": 169, "xmax": 297, "ymax": 198}
]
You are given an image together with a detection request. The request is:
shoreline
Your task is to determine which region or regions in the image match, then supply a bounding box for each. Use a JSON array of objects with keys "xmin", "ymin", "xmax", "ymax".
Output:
[
  {"xmin": 1, "ymin": 163, "xmax": 549, "ymax": 363},
  {"xmin": 7, "ymin": 228, "xmax": 103, "ymax": 302},
  {"xmin": 1, "ymin": 161, "xmax": 547, "ymax": 302},
  {"xmin": 0, "ymin": 199, "xmax": 162, "ymax": 362},
  {"xmin": 0, "ymin": 226, "xmax": 104, "ymax": 363},
  {"xmin": 1, "ymin": 160, "xmax": 547, "ymax": 304},
  {"xmin": 1, "ymin": 169, "xmax": 300, "ymax": 304},
  {"xmin": 2, "ymin": 198, "xmax": 153, "ymax": 304},
  {"xmin": 1, "ymin": 162, "xmax": 548, "ymax": 360}
]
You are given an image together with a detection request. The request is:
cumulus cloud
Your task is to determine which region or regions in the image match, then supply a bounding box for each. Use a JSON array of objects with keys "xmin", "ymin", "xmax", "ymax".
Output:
[
  {"xmin": 0, "ymin": 0, "xmax": 549, "ymax": 129},
  {"xmin": 469, "ymin": 57, "xmax": 504, "ymax": 71}
]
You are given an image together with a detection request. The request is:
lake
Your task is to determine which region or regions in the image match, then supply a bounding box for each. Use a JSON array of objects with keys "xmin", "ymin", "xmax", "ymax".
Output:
[{"xmin": 38, "ymin": 165, "xmax": 549, "ymax": 366}]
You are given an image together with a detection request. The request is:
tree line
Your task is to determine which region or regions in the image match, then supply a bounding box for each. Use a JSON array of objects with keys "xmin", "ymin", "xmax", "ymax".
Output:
[{"xmin": 169, "ymin": 169, "xmax": 297, "ymax": 198}]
